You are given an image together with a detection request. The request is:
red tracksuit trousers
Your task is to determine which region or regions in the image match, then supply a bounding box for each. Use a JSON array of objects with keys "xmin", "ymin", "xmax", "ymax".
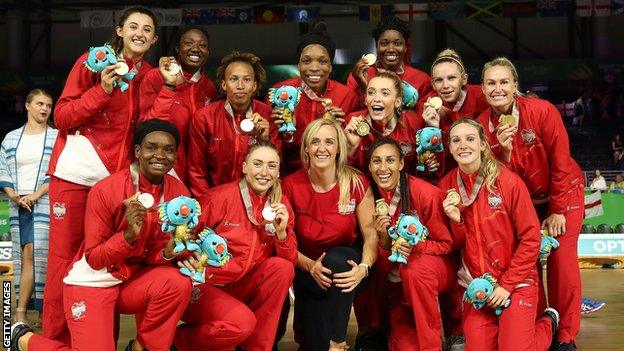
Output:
[
  {"xmin": 30, "ymin": 266, "xmax": 192, "ymax": 351},
  {"xmin": 462, "ymin": 284, "xmax": 553, "ymax": 351},
  {"xmin": 42, "ymin": 177, "xmax": 90, "ymax": 345},
  {"xmin": 174, "ymin": 257, "xmax": 294, "ymax": 351}
]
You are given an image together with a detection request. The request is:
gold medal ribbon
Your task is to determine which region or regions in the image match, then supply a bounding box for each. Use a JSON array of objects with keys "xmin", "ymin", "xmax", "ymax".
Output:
[
  {"xmin": 456, "ymin": 171, "xmax": 484, "ymax": 207},
  {"xmin": 129, "ymin": 162, "xmax": 165, "ymax": 207}
]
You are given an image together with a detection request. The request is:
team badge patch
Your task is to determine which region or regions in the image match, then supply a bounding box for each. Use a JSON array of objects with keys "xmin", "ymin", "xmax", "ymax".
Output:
[
  {"xmin": 52, "ymin": 202, "xmax": 66, "ymax": 218},
  {"xmin": 71, "ymin": 300, "xmax": 86, "ymax": 320},
  {"xmin": 487, "ymin": 193, "xmax": 502, "ymax": 208},
  {"xmin": 521, "ymin": 129, "xmax": 536, "ymax": 145}
]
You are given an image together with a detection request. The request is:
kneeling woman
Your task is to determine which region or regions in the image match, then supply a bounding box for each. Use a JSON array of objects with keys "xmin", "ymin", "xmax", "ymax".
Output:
[
  {"xmin": 439, "ymin": 119, "xmax": 558, "ymax": 351},
  {"xmin": 174, "ymin": 141, "xmax": 297, "ymax": 351},
  {"xmin": 367, "ymin": 138, "xmax": 457, "ymax": 351},
  {"xmin": 282, "ymin": 118, "xmax": 377, "ymax": 351}
]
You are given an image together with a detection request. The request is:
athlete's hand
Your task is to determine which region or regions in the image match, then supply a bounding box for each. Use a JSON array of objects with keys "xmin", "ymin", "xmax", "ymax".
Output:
[
  {"xmin": 343, "ymin": 115, "xmax": 365, "ymax": 150},
  {"xmin": 542, "ymin": 213, "xmax": 566, "ymax": 237},
  {"xmin": 101, "ymin": 66, "xmax": 118, "ymax": 95},
  {"xmin": 496, "ymin": 124, "xmax": 517, "ymax": 153},
  {"xmin": 332, "ymin": 260, "xmax": 367, "ymax": 293},
  {"xmin": 158, "ymin": 56, "xmax": 180, "ymax": 85},
  {"xmin": 351, "ymin": 58, "xmax": 370, "ymax": 92},
  {"xmin": 309, "ymin": 252, "xmax": 332, "ymax": 290},
  {"xmin": 270, "ymin": 202, "xmax": 289, "ymax": 240},
  {"xmin": 123, "ymin": 193, "xmax": 146, "ymax": 244},
  {"xmin": 251, "ymin": 113, "xmax": 270, "ymax": 141},
  {"xmin": 487, "ymin": 285, "xmax": 510, "ymax": 309},
  {"xmin": 442, "ymin": 197, "xmax": 461, "ymax": 223}
]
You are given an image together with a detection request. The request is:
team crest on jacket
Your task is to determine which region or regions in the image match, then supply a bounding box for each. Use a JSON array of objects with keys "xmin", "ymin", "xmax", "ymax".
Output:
[
  {"xmin": 487, "ymin": 193, "xmax": 502, "ymax": 208},
  {"xmin": 399, "ymin": 142, "xmax": 412, "ymax": 156},
  {"xmin": 521, "ymin": 129, "xmax": 536, "ymax": 145},
  {"xmin": 71, "ymin": 300, "xmax": 86, "ymax": 320},
  {"xmin": 341, "ymin": 199, "xmax": 357, "ymax": 214},
  {"xmin": 52, "ymin": 202, "xmax": 66, "ymax": 218}
]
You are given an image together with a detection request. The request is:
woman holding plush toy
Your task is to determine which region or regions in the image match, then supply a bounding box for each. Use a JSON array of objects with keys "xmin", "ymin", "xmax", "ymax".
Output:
[
  {"xmin": 139, "ymin": 26, "xmax": 218, "ymax": 183},
  {"xmin": 43, "ymin": 6, "xmax": 159, "ymax": 344},
  {"xmin": 439, "ymin": 118, "xmax": 558, "ymax": 351},
  {"xmin": 270, "ymin": 20, "xmax": 359, "ymax": 174},
  {"xmin": 174, "ymin": 141, "xmax": 297, "ymax": 351}
]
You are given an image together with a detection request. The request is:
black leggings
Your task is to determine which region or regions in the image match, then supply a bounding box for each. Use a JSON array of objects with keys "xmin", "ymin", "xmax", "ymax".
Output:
[{"xmin": 294, "ymin": 246, "xmax": 365, "ymax": 351}]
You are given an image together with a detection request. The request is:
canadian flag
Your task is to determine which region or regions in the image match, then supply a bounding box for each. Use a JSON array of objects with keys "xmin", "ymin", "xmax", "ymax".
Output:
[{"xmin": 584, "ymin": 190, "xmax": 604, "ymax": 218}]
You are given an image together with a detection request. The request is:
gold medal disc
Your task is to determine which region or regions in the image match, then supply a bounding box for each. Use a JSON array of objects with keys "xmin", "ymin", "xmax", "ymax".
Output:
[
  {"xmin": 429, "ymin": 96, "xmax": 443, "ymax": 110},
  {"xmin": 375, "ymin": 199, "xmax": 389, "ymax": 215},
  {"xmin": 499, "ymin": 114, "xmax": 516, "ymax": 127},
  {"xmin": 445, "ymin": 189, "xmax": 461, "ymax": 206},
  {"xmin": 356, "ymin": 122, "xmax": 370, "ymax": 136}
]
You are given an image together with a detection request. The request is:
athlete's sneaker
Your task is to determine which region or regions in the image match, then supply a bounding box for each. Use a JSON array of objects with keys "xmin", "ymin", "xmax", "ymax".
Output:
[
  {"xmin": 544, "ymin": 307, "xmax": 560, "ymax": 350},
  {"xmin": 10, "ymin": 322, "xmax": 33, "ymax": 351},
  {"xmin": 581, "ymin": 297, "xmax": 605, "ymax": 315},
  {"xmin": 446, "ymin": 335, "xmax": 465, "ymax": 351},
  {"xmin": 555, "ymin": 341, "xmax": 577, "ymax": 351}
]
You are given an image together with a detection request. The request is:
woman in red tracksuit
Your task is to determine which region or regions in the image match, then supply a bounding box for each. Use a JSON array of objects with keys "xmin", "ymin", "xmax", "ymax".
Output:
[
  {"xmin": 476, "ymin": 58, "xmax": 584, "ymax": 351},
  {"xmin": 139, "ymin": 26, "xmax": 218, "ymax": 183},
  {"xmin": 348, "ymin": 16, "xmax": 432, "ymax": 109},
  {"xmin": 282, "ymin": 118, "xmax": 377, "ymax": 351},
  {"xmin": 439, "ymin": 118, "xmax": 558, "ymax": 351},
  {"xmin": 44, "ymin": 7, "xmax": 160, "ymax": 344},
  {"xmin": 174, "ymin": 141, "xmax": 297, "ymax": 351},
  {"xmin": 11, "ymin": 119, "xmax": 193, "ymax": 351},
  {"xmin": 343, "ymin": 71, "xmax": 426, "ymax": 174},
  {"xmin": 270, "ymin": 20, "xmax": 359, "ymax": 174},
  {"xmin": 366, "ymin": 138, "xmax": 458, "ymax": 351},
  {"xmin": 187, "ymin": 51, "xmax": 278, "ymax": 198},
  {"xmin": 418, "ymin": 49, "xmax": 489, "ymax": 178}
]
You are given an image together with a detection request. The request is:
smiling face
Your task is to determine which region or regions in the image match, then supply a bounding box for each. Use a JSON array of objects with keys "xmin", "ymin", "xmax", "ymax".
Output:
[
  {"xmin": 305, "ymin": 124, "xmax": 338, "ymax": 171},
  {"xmin": 365, "ymin": 76, "xmax": 402, "ymax": 123},
  {"xmin": 482, "ymin": 65, "xmax": 518, "ymax": 115},
  {"xmin": 221, "ymin": 61, "xmax": 257, "ymax": 109},
  {"xmin": 176, "ymin": 29, "xmax": 209, "ymax": 73},
  {"xmin": 25, "ymin": 94, "xmax": 53, "ymax": 125},
  {"xmin": 449, "ymin": 122, "xmax": 485, "ymax": 173},
  {"xmin": 116, "ymin": 12, "xmax": 158, "ymax": 58},
  {"xmin": 242, "ymin": 146, "xmax": 280, "ymax": 196},
  {"xmin": 369, "ymin": 143, "xmax": 404, "ymax": 191},
  {"xmin": 298, "ymin": 44, "xmax": 332, "ymax": 93},
  {"xmin": 135, "ymin": 131, "xmax": 177, "ymax": 184},
  {"xmin": 432, "ymin": 61, "xmax": 467, "ymax": 104},
  {"xmin": 376, "ymin": 29, "xmax": 406, "ymax": 70}
]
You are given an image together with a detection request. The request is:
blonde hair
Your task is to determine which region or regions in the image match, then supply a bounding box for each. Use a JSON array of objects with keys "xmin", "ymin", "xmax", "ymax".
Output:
[
  {"xmin": 431, "ymin": 48, "xmax": 465, "ymax": 74},
  {"xmin": 369, "ymin": 70, "xmax": 404, "ymax": 119},
  {"xmin": 300, "ymin": 118, "xmax": 364, "ymax": 212},
  {"xmin": 482, "ymin": 57, "xmax": 522, "ymax": 96},
  {"xmin": 245, "ymin": 141, "xmax": 282, "ymax": 204},
  {"xmin": 449, "ymin": 118, "xmax": 500, "ymax": 193}
]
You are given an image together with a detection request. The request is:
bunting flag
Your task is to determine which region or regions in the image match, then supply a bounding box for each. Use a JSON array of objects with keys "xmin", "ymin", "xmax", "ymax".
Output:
[
  {"xmin": 537, "ymin": 0, "xmax": 576, "ymax": 17},
  {"xmin": 428, "ymin": 2, "xmax": 466, "ymax": 20},
  {"xmin": 584, "ymin": 191, "xmax": 604, "ymax": 218},
  {"xmin": 394, "ymin": 3, "xmax": 428, "ymax": 21},
  {"xmin": 253, "ymin": 5, "xmax": 285, "ymax": 24},
  {"xmin": 466, "ymin": 1, "xmax": 503, "ymax": 18},
  {"xmin": 503, "ymin": 1, "xmax": 538, "ymax": 18},
  {"xmin": 183, "ymin": 9, "xmax": 217, "ymax": 25},
  {"xmin": 613, "ymin": 0, "xmax": 624, "ymax": 14},
  {"xmin": 153, "ymin": 9, "xmax": 182, "ymax": 27},
  {"xmin": 287, "ymin": 6, "xmax": 320, "ymax": 23},
  {"xmin": 359, "ymin": 5, "xmax": 393, "ymax": 22},
  {"xmin": 216, "ymin": 7, "xmax": 252, "ymax": 24},
  {"xmin": 576, "ymin": 0, "xmax": 612, "ymax": 16},
  {"xmin": 80, "ymin": 10, "xmax": 113, "ymax": 28}
]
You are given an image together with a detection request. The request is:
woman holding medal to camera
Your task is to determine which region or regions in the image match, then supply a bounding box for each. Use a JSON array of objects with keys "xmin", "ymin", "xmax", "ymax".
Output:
[
  {"xmin": 282, "ymin": 118, "xmax": 376, "ymax": 351},
  {"xmin": 175, "ymin": 141, "xmax": 297, "ymax": 351},
  {"xmin": 476, "ymin": 58, "xmax": 584, "ymax": 351},
  {"xmin": 270, "ymin": 20, "xmax": 358, "ymax": 174},
  {"xmin": 140, "ymin": 26, "xmax": 218, "ymax": 183},
  {"xmin": 187, "ymin": 51, "xmax": 278, "ymax": 199},
  {"xmin": 366, "ymin": 138, "xmax": 457, "ymax": 351},
  {"xmin": 44, "ymin": 7, "xmax": 160, "ymax": 344}
]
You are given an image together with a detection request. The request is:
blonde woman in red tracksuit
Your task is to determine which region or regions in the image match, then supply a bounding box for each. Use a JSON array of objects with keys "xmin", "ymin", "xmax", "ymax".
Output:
[
  {"xmin": 11, "ymin": 120, "xmax": 192, "ymax": 351},
  {"xmin": 187, "ymin": 51, "xmax": 278, "ymax": 198},
  {"xmin": 418, "ymin": 49, "xmax": 489, "ymax": 178},
  {"xmin": 174, "ymin": 141, "xmax": 297, "ymax": 351},
  {"xmin": 365, "ymin": 138, "xmax": 457, "ymax": 351},
  {"xmin": 476, "ymin": 58, "xmax": 584, "ymax": 351},
  {"xmin": 139, "ymin": 26, "xmax": 218, "ymax": 183},
  {"xmin": 44, "ymin": 7, "xmax": 160, "ymax": 344},
  {"xmin": 348, "ymin": 16, "xmax": 432, "ymax": 109},
  {"xmin": 270, "ymin": 21, "xmax": 358, "ymax": 173},
  {"xmin": 439, "ymin": 118, "xmax": 558, "ymax": 351}
]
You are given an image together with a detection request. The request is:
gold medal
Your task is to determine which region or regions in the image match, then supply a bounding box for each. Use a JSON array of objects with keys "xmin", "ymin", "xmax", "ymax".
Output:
[
  {"xmin": 428, "ymin": 96, "xmax": 443, "ymax": 110},
  {"xmin": 445, "ymin": 189, "xmax": 461, "ymax": 206},
  {"xmin": 114, "ymin": 62, "xmax": 129, "ymax": 76},
  {"xmin": 262, "ymin": 207, "xmax": 276, "ymax": 222},
  {"xmin": 362, "ymin": 53, "xmax": 377, "ymax": 66},
  {"xmin": 356, "ymin": 121, "xmax": 370, "ymax": 136},
  {"xmin": 137, "ymin": 192, "xmax": 155, "ymax": 208},
  {"xmin": 499, "ymin": 114, "xmax": 516, "ymax": 127},
  {"xmin": 166, "ymin": 62, "xmax": 181, "ymax": 76},
  {"xmin": 375, "ymin": 199, "xmax": 389, "ymax": 215},
  {"xmin": 239, "ymin": 118, "xmax": 255, "ymax": 133}
]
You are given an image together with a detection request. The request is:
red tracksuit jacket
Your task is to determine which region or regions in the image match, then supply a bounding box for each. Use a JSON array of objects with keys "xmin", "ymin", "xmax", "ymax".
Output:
[
  {"xmin": 377, "ymin": 175, "xmax": 453, "ymax": 256},
  {"xmin": 282, "ymin": 169, "xmax": 370, "ymax": 260},
  {"xmin": 139, "ymin": 68, "xmax": 218, "ymax": 183},
  {"xmin": 186, "ymin": 99, "xmax": 276, "ymax": 197},
  {"xmin": 477, "ymin": 96, "xmax": 584, "ymax": 215},
  {"xmin": 50, "ymin": 53, "xmax": 152, "ymax": 175},
  {"xmin": 270, "ymin": 78, "xmax": 359, "ymax": 172},
  {"xmin": 81, "ymin": 169, "xmax": 189, "ymax": 282},
  {"xmin": 347, "ymin": 65, "xmax": 433, "ymax": 109},
  {"xmin": 198, "ymin": 179, "xmax": 298, "ymax": 285},
  {"xmin": 344, "ymin": 110, "xmax": 424, "ymax": 174},
  {"xmin": 439, "ymin": 166, "xmax": 541, "ymax": 292}
]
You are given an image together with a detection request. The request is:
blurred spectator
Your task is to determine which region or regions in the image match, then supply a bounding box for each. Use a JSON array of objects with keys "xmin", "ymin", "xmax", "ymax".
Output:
[
  {"xmin": 612, "ymin": 134, "xmax": 623, "ymax": 167},
  {"xmin": 608, "ymin": 174, "xmax": 624, "ymax": 193},
  {"xmin": 601, "ymin": 93, "xmax": 612, "ymax": 120},
  {"xmin": 589, "ymin": 169, "xmax": 608, "ymax": 191},
  {"xmin": 573, "ymin": 97, "xmax": 585, "ymax": 126},
  {"xmin": 525, "ymin": 90, "xmax": 539, "ymax": 98}
]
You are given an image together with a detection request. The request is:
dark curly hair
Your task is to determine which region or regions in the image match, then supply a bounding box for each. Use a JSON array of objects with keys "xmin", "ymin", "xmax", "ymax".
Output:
[
  {"xmin": 372, "ymin": 16, "xmax": 410, "ymax": 42},
  {"xmin": 216, "ymin": 51, "xmax": 266, "ymax": 94}
]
